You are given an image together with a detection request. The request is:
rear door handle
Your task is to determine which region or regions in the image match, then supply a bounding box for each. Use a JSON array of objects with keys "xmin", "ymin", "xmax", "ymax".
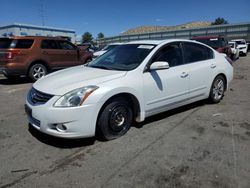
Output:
[
  {"xmin": 210, "ymin": 64, "xmax": 216, "ymax": 69},
  {"xmin": 180, "ymin": 72, "xmax": 189, "ymax": 78}
]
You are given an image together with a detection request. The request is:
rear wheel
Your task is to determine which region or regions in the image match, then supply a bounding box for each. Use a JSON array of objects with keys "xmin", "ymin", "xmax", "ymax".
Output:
[
  {"xmin": 97, "ymin": 98, "xmax": 133, "ymax": 140},
  {"xmin": 28, "ymin": 64, "xmax": 47, "ymax": 82},
  {"xmin": 208, "ymin": 75, "xmax": 225, "ymax": 103}
]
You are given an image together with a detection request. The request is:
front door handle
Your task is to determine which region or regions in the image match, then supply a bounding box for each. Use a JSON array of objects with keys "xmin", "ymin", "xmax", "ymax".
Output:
[
  {"xmin": 210, "ymin": 64, "xmax": 216, "ymax": 69},
  {"xmin": 180, "ymin": 72, "xmax": 189, "ymax": 78}
]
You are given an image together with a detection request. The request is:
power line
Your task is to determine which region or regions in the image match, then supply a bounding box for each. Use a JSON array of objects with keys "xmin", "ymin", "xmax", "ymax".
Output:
[{"xmin": 38, "ymin": 0, "xmax": 45, "ymax": 26}]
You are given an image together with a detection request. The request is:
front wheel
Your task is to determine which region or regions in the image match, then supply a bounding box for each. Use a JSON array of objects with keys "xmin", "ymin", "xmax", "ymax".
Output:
[
  {"xmin": 97, "ymin": 98, "xmax": 133, "ymax": 140},
  {"xmin": 28, "ymin": 64, "xmax": 47, "ymax": 82},
  {"xmin": 208, "ymin": 75, "xmax": 226, "ymax": 103}
]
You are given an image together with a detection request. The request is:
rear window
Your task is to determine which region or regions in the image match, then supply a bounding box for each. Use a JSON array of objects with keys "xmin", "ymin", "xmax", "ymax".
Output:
[
  {"xmin": 235, "ymin": 40, "xmax": 246, "ymax": 45},
  {"xmin": 193, "ymin": 38, "xmax": 226, "ymax": 48},
  {"xmin": 0, "ymin": 38, "xmax": 34, "ymax": 49},
  {"xmin": 0, "ymin": 38, "xmax": 13, "ymax": 48},
  {"xmin": 229, "ymin": 43, "xmax": 235, "ymax": 48}
]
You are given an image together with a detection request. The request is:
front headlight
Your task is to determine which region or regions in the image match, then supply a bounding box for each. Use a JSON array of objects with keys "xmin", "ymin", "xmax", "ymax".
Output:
[{"xmin": 54, "ymin": 86, "xmax": 98, "ymax": 107}]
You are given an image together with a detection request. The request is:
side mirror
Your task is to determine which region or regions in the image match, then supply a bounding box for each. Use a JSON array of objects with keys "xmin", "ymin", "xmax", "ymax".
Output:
[{"xmin": 150, "ymin": 61, "xmax": 169, "ymax": 71}]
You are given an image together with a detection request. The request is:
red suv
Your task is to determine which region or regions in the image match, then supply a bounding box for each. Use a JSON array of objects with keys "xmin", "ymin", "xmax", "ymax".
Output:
[
  {"xmin": 191, "ymin": 35, "xmax": 232, "ymax": 59},
  {"xmin": 0, "ymin": 36, "xmax": 93, "ymax": 81}
]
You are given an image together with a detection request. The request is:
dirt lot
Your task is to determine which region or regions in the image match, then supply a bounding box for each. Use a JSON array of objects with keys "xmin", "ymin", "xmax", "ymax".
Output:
[{"xmin": 0, "ymin": 56, "xmax": 250, "ymax": 188}]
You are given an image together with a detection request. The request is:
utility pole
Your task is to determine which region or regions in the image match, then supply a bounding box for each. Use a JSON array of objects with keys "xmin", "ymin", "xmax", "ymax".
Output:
[{"xmin": 39, "ymin": 0, "xmax": 45, "ymax": 26}]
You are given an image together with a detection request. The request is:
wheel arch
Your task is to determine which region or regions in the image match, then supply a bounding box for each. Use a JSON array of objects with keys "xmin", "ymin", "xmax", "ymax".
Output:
[
  {"xmin": 97, "ymin": 92, "xmax": 142, "ymax": 123},
  {"xmin": 27, "ymin": 60, "xmax": 50, "ymax": 74},
  {"xmin": 215, "ymin": 73, "xmax": 228, "ymax": 90}
]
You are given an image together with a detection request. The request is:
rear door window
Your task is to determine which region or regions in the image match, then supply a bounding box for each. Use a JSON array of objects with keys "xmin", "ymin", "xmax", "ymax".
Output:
[
  {"xmin": 183, "ymin": 42, "xmax": 214, "ymax": 63},
  {"xmin": 15, "ymin": 39, "xmax": 34, "ymax": 49},
  {"xmin": 41, "ymin": 40, "xmax": 59, "ymax": 49}
]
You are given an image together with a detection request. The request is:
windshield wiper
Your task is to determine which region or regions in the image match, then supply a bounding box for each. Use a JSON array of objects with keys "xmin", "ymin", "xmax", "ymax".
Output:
[{"xmin": 89, "ymin": 65, "xmax": 111, "ymax": 70}]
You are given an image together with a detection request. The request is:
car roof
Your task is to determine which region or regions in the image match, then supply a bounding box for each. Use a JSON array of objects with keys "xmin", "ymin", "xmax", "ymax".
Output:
[
  {"xmin": 231, "ymin": 39, "xmax": 245, "ymax": 41},
  {"xmin": 191, "ymin": 35, "xmax": 225, "ymax": 40},
  {"xmin": 125, "ymin": 39, "xmax": 200, "ymax": 45},
  {"xmin": 0, "ymin": 36, "xmax": 66, "ymax": 40}
]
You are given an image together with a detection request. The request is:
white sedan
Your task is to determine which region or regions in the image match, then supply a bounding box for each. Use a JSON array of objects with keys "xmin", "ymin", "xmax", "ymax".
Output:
[
  {"xmin": 25, "ymin": 39, "xmax": 233, "ymax": 140},
  {"xmin": 229, "ymin": 41, "xmax": 240, "ymax": 60}
]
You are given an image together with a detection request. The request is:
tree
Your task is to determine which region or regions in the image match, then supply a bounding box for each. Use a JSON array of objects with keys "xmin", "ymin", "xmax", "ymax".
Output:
[
  {"xmin": 211, "ymin": 17, "xmax": 229, "ymax": 25},
  {"xmin": 97, "ymin": 32, "xmax": 105, "ymax": 39},
  {"xmin": 82, "ymin": 32, "xmax": 93, "ymax": 43}
]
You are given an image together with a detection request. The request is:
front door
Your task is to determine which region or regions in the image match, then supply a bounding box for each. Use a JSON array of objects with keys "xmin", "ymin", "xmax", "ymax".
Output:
[
  {"xmin": 143, "ymin": 42, "xmax": 190, "ymax": 116},
  {"xmin": 57, "ymin": 40, "xmax": 80, "ymax": 67}
]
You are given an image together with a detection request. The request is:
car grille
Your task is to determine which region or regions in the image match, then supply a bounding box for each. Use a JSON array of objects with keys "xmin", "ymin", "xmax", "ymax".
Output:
[{"xmin": 28, "ymin": 87, "xmax": 54, "ymax": 105}]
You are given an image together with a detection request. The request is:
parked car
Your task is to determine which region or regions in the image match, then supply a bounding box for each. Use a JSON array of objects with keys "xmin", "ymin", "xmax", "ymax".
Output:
[
  {"xmin": 228, "ymin": 41, "xmax": 239, "ymax": 60},
  {"xmin": 25, "ymin": 39, "xmax": 233, "ymax": 140},
  {"xmin": 93, "ymin": 43, "xmax": 122, "ymax": 58},
  {"xmin": 77, "ymin": 43, "xmax": 98, "ymax": 52},
  {"xmin": 0, "ymin": 36, "xmax": 92, "ymax": 81},
  {"xmin": 231, "ymin": 39, "xmax": 248, "ymax": 56},
  {"xmin": 191, "ymin": 35, "xmax": 232, "ymax": 59},
  {"xmin": 246, "ymin": 41, "xmax": 250, "ymax": 52}
]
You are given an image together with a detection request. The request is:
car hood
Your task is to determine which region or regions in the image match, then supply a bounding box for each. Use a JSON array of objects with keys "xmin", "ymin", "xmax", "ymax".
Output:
[
  {"xmin": 33, "ymin": 66, "xmax": 126, "ymax": 95},
  {"xmin": 237, "ymin": 44, "xmax": 247, "ymax": 48}
]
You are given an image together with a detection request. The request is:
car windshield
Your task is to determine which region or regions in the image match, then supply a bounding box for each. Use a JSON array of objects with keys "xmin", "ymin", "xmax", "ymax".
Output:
[
  {"xmin": 88, "ymin": 44, "xmax": 155, "ymax": 71},
  {"xmin": 234, "ymin": 41, "xmax": 246, "ymax": 45},
  {"xmin": 196, "ymin": 39, "xmax": 223, "ymax": 48},
  {"xmin": 229, "ymin": 43, "xmax": 235, "ymax": 48},
  {"xmin": 102, "ymin": 44, "xmax": 118, "ymax": 51}
]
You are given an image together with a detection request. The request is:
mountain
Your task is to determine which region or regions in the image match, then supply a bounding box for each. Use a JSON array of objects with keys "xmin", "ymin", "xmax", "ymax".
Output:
[{"xmin": 121, "ymin": 21, "xmax": 212, "ymax": 35}]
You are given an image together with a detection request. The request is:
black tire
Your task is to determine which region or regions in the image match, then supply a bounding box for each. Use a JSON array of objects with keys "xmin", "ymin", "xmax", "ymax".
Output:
[
  {"xmin": 28, "ymin": 64, "xmax": 47, "ymax": 82},
  {"xmin": 4, "ymin": 75, "xmax": 20, "ymax": 80},
  {"xmin": 97, "ymin": 98, "xmax": 133, "ymax": 140},
  {"xmin": 208, "ymin": 75, "xmax": 226, "ymax": 104}
]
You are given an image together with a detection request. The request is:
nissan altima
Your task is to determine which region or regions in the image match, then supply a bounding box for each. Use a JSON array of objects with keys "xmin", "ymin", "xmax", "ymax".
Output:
[{"xmin": 25, "ymin": 39, "xmax": 233, "ymax": 140}]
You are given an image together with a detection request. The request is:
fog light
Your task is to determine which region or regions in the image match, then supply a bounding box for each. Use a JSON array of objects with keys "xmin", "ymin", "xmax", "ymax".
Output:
[{"xmin": 56, "ymin": 124, "xmax": 67, "ymax": 132}]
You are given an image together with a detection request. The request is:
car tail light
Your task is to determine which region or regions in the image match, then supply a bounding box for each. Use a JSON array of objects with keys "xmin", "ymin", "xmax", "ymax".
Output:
[
  {"xmin": 4, "ymin": 50, "xmax": 21, "ymax": 59},
  {"xmin": 225, "ymin": 56, "xmax": 233, "ymax": 66}
]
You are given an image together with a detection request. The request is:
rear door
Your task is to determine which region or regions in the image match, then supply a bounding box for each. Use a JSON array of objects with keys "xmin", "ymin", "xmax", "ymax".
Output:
[{"xmin": 182, "ymin": 42, "xmax": 215, "ymax": 98}]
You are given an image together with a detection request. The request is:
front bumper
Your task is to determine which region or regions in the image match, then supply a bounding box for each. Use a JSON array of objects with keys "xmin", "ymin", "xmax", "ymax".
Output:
[
  {"xmin": 239, "ymin": 48, "xmax": 247, "ymax": 54},
  {"xmin": 25, "ymin": 95, "xmax": 101, "ymax": 138}
]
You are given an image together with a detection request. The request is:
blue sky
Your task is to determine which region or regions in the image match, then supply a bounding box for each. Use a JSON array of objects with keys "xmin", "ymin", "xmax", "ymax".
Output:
[{"xmin": 1, "ymin": 0, "xmax": 250, "ymax": 38}]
